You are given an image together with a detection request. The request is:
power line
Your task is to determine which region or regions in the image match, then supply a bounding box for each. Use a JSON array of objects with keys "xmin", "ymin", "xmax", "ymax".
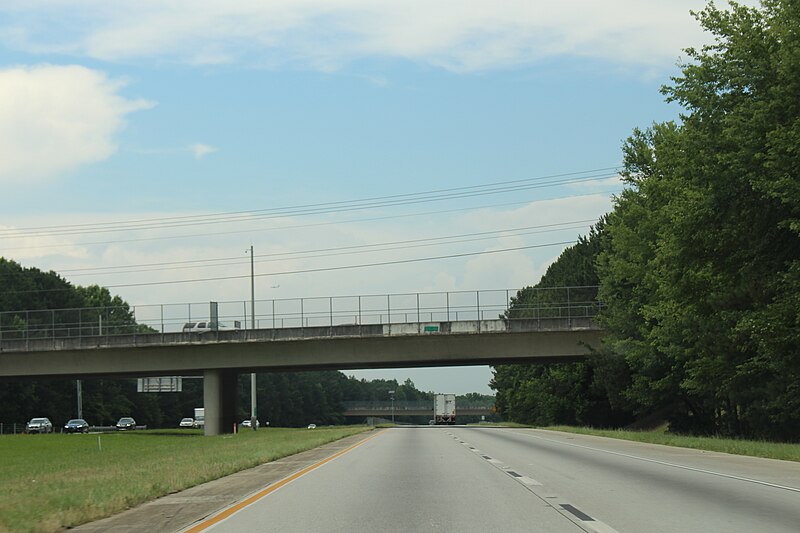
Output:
[
  {"xmin": 0, "ymin": 165, "xmax": 617, "ymax": 296},
  {"xmin": 0, "ymin": 168, "xmax": 619, "ymax": 239},
  {"xmin": 0, "ymin": 189, "xmax": 619, "ymax": 252},
  {"xmin": 56, "ymin": 219, "xmax": 596, "ymax": 277},
  {"xmin": 62, "ymin": 223, "xmax": 592, "ymax": 277},
  {"xmin": 105, "ymin": 240, "xmax": 577, "ymax": 289},
  {"xmin": 0, "ymin": 240, "xmax": 576, "ymax": 295}
]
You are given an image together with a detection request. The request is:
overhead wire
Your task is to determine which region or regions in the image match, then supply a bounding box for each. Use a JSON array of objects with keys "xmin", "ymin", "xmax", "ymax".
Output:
[
  {"xmin": 0, "ymin": 189, "xmax": 620, "ymax": 253},
  {"xmin": 104, "ymin": 240, "xmax": 578, "ymax": 289},
  {"xmin": 0, "ymin": 165, "xmax": 619, "ymax": 297},
  {"xmin": 58, "ymin": 219, "xmax": 596, "ymax": 278},
  {"xmin": 0, "ymin": 167, "xmax": 619, "ymax": 239},
  {"xmin": 0, "ymin": 239, "xmax": 578, "ymax": 296}
]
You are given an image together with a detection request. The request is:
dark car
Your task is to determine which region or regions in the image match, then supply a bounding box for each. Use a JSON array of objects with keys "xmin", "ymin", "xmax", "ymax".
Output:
[
  {"xmin": 64, "ymin": 419, "xmax": 89, "ymax": 433},
  {"xmin": 116, "ymin": 417, "xmax": 137, "ymax": 431},
  {"xmin": 26, "ymin": 417, "xmax": 53, "ymax": 434}
]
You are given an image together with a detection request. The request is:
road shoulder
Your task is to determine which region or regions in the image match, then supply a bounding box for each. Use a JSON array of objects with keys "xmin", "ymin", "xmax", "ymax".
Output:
[{"xmin": 70, "ymin": 430, "xmax": 378, "ymax": 533}]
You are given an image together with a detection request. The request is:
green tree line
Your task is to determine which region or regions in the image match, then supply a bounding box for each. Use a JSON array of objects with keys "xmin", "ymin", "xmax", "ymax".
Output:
[{"xmin": 493, "ymin": 0, "xmax": 800, "ymax": 441}]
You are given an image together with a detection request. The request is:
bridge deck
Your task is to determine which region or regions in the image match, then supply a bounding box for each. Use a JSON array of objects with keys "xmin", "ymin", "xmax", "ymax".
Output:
[{"xmin": 0, "ymin": 318, "xmax": 603, "ymax": 379}]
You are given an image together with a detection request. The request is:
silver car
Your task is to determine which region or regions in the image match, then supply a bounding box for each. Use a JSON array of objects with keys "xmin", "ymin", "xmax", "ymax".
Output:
[{"xmin": 26, "ymin": 417, "xmax": 53, "ymax": 434}]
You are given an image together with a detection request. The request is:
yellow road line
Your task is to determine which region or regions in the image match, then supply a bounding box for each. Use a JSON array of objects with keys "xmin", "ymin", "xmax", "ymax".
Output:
[{"xmin": 185, "ymin": 430, "xmax": 386, "ymax": 532}]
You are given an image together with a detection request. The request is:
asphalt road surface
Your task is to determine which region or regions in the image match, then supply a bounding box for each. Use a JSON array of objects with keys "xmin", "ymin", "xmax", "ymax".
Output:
[{"xmin": 194, "ymin": 427, "xmax": 800, "ymax": 533}]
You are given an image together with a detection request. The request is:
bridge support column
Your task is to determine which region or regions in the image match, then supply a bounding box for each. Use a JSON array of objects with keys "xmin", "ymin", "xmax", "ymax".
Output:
[{"xmin": 203, "ymin": 369, "xmax": 238, "ymax": 436}]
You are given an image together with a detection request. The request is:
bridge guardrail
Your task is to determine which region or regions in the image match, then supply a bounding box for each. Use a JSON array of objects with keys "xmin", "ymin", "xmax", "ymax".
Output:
[{"xmin": 0, "ymin": 286, "xmax": 601, "ymax": 345}]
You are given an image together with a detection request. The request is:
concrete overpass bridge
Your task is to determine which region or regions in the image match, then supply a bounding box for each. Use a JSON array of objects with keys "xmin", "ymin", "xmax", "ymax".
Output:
[
  {"xmin": 0, "ymin": 287, "xmax": 602, "ymax": 434},
  {"xmin": 341, "ymin": 401, "xmax": 494, "ymax": 418}
]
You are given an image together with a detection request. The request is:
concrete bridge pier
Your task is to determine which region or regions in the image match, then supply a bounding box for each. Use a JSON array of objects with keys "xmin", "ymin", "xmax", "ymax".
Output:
[{"xmin": 203, "ymin": 369, "xmax": 238, "ymax": 436}]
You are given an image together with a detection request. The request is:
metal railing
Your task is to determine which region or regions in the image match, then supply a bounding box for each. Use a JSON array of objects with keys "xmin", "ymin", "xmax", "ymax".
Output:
[
  {"xmin": 0, "ymin": 423, "xmax": 25, "ymax": 435},
  {"xmin": 0, "ymin": 286, "xmax": 601, "ymax": 343}
]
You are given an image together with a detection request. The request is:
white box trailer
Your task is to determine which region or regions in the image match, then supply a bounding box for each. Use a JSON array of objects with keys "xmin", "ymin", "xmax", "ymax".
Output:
[
  {"xmin": 194, "ymin": 407, "xmax": 205, "ymax": 429},
  {"xmin": 434, "ymin": 393, "xmax": 456, "ymax": 425}
]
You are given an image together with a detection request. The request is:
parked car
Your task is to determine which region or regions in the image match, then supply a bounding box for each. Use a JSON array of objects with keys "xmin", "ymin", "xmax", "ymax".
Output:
[
  {"xmin": 179, "ymin": 417, "xmax": 195, "ymax": 428},
  {"xmin": 116, "ymin": 417, "xmax": 137, "ymax": 431},
  {"xmin": 64, "ymin": 419, "xmax": 89, "ymax": 433},
  {"xmin": 26, "ymin": 417, "xmax": 53, "ymax": 434},
  {"xmin": 307, "ymin": 423, "xmax": 317, "ymax": 429},
  {"xmin": 182, "ymin": 321, "xmax": 240, "ymax": 333},
  {"xmin": 241, "ymin": 419, "xmax": 260, "ymax": 428}
]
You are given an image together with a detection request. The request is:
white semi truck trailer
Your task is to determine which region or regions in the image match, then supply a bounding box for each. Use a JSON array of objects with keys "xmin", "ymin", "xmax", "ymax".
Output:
[
  {"xmin": 434, "ymin": 393, "xmax": 456, "ymax": 425},
  {"xmin": 194, "ymin": 407, "xmax": 205, "ymax": 429}
]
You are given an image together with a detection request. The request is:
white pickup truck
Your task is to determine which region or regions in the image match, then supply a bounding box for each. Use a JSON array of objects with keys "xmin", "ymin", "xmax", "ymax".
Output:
[{"xmin": 182, "ymin": 321, "xmax": 241, "ymax": 333}]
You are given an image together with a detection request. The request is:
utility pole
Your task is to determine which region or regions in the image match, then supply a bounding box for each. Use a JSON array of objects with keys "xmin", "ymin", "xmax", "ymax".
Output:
[
  {"xmin": 250, "ymin": 245, "xmax": 255, "ymax": 331},
  {"xmin": 77, "ymin": 379, "xmax": 83, "ymax": 419},
  {"xmin": 249, "ymin": 245, "xmax": 257, "ymax": 430}
]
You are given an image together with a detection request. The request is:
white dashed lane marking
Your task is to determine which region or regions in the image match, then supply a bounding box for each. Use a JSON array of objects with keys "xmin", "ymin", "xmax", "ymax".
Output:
[{"xmin": 448, "ymin": 431, "xmax": 619, "ymax": 533}]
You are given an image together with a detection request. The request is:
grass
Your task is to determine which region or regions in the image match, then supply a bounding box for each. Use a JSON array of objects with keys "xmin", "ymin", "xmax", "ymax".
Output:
[
  {"xmin": 543, "ymin": 425, "xmax": 800, "ymax": 462},
  {"xmin": 0, "ymin": 426, "xmax": 368, "ymax": 533}
]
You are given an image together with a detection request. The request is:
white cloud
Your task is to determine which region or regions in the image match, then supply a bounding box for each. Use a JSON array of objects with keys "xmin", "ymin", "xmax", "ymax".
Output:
[
  {"xmin": 0, "ymin": 1, "xmax": 751, "ymax": 72},
  {"xmin": 0, "ymin": 64, "xmax": 154, "ymax": 184},
  {"xmin": 190, "ymin": 143, "xmax": 217, "ymax": 159}
]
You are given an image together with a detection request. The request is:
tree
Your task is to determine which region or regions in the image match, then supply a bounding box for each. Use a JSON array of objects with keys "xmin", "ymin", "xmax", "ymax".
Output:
[
  {"xmin": 75, "ymin": 285, "xmax": 155, "ymax": 335},
  {"xmin": 492, "ymin": 220, "xmax": 632, "ymax": 427},
  {"xmin": 505, "ymin": 220, "xmax": 605, "ymax": 321},
  {"xmin": 598, "ymin": 0, "xmax": 800, "ymax": 439}
]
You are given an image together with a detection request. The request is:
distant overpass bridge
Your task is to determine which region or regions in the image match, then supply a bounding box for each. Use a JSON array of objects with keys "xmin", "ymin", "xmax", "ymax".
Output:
[
  {"xmin": 341, "ymin": 401, "xmax": 495, "ymax": 418},
  {"xmin": 0, "ymin": 287, "xmax": 602, "ymax": 434}
]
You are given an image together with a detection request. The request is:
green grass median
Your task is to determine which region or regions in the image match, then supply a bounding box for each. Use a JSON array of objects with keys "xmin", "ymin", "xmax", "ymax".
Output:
[{"xmin": 0, "ymin": 426, "xmax": 368, "ymax": 533}]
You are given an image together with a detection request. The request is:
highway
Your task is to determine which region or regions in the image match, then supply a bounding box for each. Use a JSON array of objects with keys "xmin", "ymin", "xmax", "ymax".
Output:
[{"xmin": 196, "ymin": 427, "xmax": 800, "ymax": 533}]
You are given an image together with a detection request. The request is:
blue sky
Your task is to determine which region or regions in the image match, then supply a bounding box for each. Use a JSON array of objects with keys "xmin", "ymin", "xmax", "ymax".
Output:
[{"xmin": 0, "ymin": 1, "xmax": 744, "ymax": 394}]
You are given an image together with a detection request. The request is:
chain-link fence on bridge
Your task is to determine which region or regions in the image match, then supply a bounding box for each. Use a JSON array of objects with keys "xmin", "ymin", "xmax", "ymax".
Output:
[{"xmin": 0, "ymin": 286, "xmax": 601, "ymax": 343}]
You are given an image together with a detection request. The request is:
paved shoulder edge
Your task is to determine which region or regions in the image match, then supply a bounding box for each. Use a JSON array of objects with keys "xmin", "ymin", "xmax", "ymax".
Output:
[{"xmin": 70, "ymin": 429, "xmax": 380, "ymax": 533}]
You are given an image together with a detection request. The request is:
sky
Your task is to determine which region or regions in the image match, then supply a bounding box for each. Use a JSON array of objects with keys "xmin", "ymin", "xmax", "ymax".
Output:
[{"xmin": 0, "ymin": 1, "xmax": 746, "ymax": 394}]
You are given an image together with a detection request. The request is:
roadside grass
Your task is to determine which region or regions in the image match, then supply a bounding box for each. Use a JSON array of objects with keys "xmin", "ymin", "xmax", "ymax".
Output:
[
  {"xmin": 544, "ymin": 425, "xmax": 800, "ymax": 462},
  {"xmin": 0, "ymin": 426, "xmax": 368, "ymax": 533}
]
